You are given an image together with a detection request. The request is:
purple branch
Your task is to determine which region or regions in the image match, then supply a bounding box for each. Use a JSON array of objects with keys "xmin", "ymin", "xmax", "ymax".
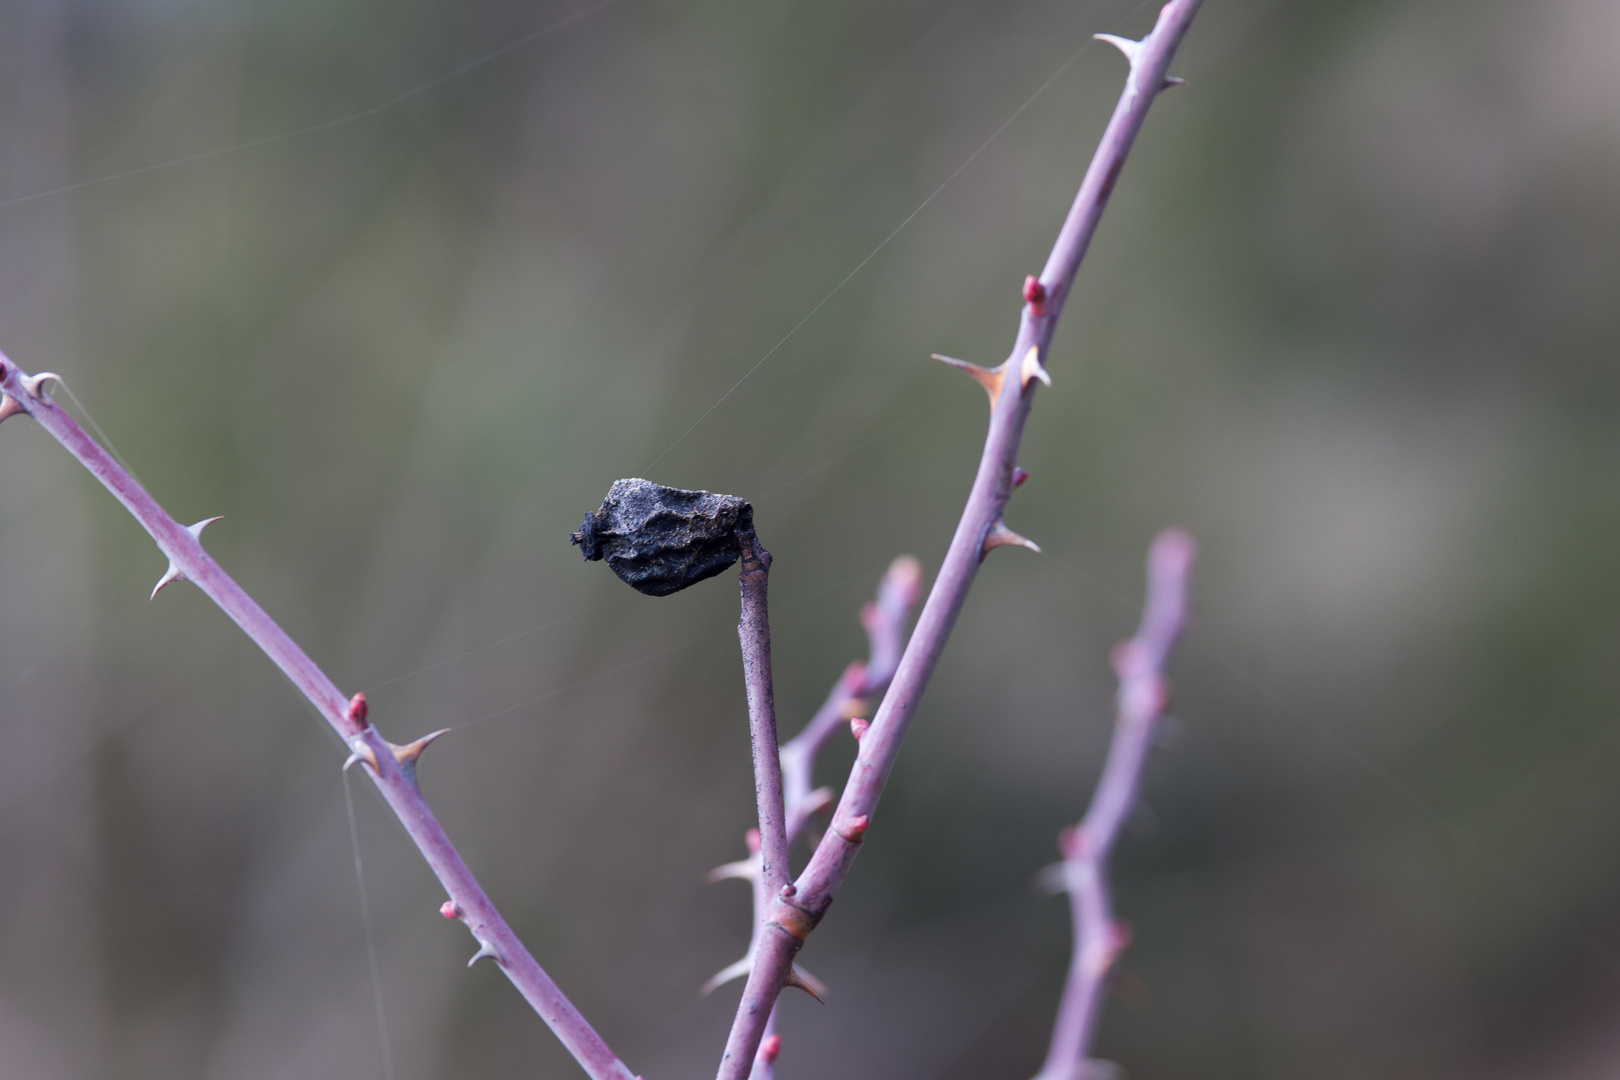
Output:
[
  {"xmin": 737, "ymin": 531, "xmax": 791, "ymax": 899},
  {"xmin": 0, "ymin": 359, "xmax": 637, "ymax": 1080},
  {"xmin": 714, "ymin": 4, "xmax": 1205, "ymax": 1075},
  {"xmin": 706, "ymin": 557, "xmax": 923, "ymax": 1078},
  {"xmin": 1036, "ymin": 529, "xmax": 1196, "ymax": 1080}
]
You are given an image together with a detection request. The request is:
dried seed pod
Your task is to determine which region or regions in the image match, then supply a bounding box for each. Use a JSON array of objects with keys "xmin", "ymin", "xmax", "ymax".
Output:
[{"xmin": 571, "ymin": 478, "xmax": 755, "ymax": 596}]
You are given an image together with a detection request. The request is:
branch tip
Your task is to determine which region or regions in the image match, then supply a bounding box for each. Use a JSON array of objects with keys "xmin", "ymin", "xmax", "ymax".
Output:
[{"xmin": 932, "ymin": 353, "xmax": 1005, "ymax": 407}]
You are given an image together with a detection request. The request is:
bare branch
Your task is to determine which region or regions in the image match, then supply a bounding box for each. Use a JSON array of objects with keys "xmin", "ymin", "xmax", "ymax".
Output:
[
  {"xmin": 0, "ymin": 354, "xmax": 637, "ymax": 1080},
  {"xmin": 1035, "ymin": 528, "xmax": 1196, "ymax": 1080},
  {"xmin": 715, "ymin": 3, "xmax": 1206, "ymax": 1074}
]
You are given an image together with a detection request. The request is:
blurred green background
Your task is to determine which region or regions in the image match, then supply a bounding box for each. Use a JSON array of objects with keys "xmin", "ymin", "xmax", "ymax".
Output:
[{"xmin": 3, "ymin": 0, "xmax": 1619, "ymax": 1077}]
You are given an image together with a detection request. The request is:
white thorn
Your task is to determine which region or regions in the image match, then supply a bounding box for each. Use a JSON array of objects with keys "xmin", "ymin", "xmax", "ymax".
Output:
[
  {"xmin": 1033, "ymin": 862, "xmax": 1069, "ymax": 897},
  {"xmin": 20, "ymin": 371, "xmax": 60, "ymax": 399},
  {"xmin": 1019, "ymin": 345, "xmax": 1052, "ymax": 389},
  {"xmin": 701, "ymin": 955, "xmax": 754, "ymax": 995},
  {"xmin": 150, "ymin": 562, "xmax": 185, "ymax": 600},
  {"xmin": 342, "ymin": 739, "xmax": 378, "ymax": 774},
  {"xmin": 1163, "ymin": 75, "xmax": 1187, "ymax": 88},
  {"xmin": 706, "ymin": 857, "xmax": 759, "ymax": 884},
  {"xmin": 1094, "ymin": 34, "xmax": 1142, "ymax": 63},
  {"xmin": 467, "ymin": 935, "xmax": 501, "ymax": 968},
  {"xmin": 151, "ymin": 518, "xmax": 222, "ymax": 599},
  {"xmin": 0, "ymin": 393, "xmax": 24, "ymax": 424}
]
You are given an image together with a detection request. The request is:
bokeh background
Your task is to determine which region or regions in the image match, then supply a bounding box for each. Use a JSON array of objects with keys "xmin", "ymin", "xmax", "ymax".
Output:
[{"xmin": 2, "ymin": 0, "xmax": 1619, "ymax": 1077}]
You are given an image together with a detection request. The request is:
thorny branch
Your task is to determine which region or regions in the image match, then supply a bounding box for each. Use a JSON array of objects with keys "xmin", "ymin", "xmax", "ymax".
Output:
[
  {"xmin": 1035, "ymin": 529, "xmax": 1196, "ymax": 1080},
  {"xmin": 705, "ymin": 556, "xmax": 923, "ymax": 1077},
  {"xmin": 0, "ymin": 359, "xmax": 639, "ymax": 1080},
  {"xmin": 714, "ymin": 3, "xmax": 1205, "ymax": 1076}
]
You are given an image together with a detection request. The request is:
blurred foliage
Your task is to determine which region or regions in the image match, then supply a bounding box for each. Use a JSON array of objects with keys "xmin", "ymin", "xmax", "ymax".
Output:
[{"xmin": 2, "ymin": 0, "xmax": 1619, "ymax": 1077}]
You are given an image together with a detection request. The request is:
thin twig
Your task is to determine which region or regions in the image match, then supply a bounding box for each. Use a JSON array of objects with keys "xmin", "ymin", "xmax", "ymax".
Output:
[
  {"xmin": 706, "ymin": 557, "xmax": 923, "ymax": 1078},
  {"xmin": 0, "ymin": 359, "xmax": 637, "ymax": 1080},
  {"xmin": 1035, "ymin": 529, "xmax": 1196, "ymax": 1080},
  {"xmin": 737, "ymin": 530, "xmax": 791, "ymax": 899},
  {"xmin": 714, "ymin": 3, "xmax": 1205, "ymax": 1075}
]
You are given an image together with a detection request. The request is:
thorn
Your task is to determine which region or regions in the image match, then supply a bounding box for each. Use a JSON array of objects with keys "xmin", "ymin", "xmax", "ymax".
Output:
[
  {"xmin": 701, "ymin": 955, "xmax": 753, "ymax": 995},
  {"xmin": 342, "ymin": 739, "xmax": 380, "ymax": 774},
  {"xmin": 390, "ymin": 728, "xmax": 450, "ymax": 770},
  {"xmin": 440, "ymin": 900, "xmax": 462, "ymax": 920},
  {"xmin": 1023, "ymin": 275, "xmax": 1047, "ymax": 313},
  {"xmin": 801, "ymin": 787, "xmax": 835, "ymax": 818},
  {"xmin": 1163, "ymin": 75, "xmax": 1187, "ymax": 88},
  {"xmin": 150, "ymin": 562, "xmax": 185, "ymax": 600},
  {"xmin": 347, "ymin": 692, "xmax": 370, "ymax": 728},
  {"xmin": 1033, "ymin": 862, "xmax": 1068, "ymax": 897},
  {"xmin": 836, "ymin": 814, "xmax": 870, "ymax": 843},
  {"xmin": 0, "ymin": 393, "xmax": 23, "ymax": 425},
  {"xmin": 849, "ymin": 717, "xmax": 869, "ymax": 741},
  {"xmin": 467, "ymin": 934, "xmax": 501, "ymax": 968},
  {"xmin": 1013, "ymin": 467, "xmax": 1030, "ymax": 488},
  {"xmin": 707, "ymin": 857, "xmax": 758, "ymax": 884},
  {"xmin": 760, "ymin": 1034, "xmax": 782, "ymax": 1065},
  {"xmin": 980, "ymin": 517, "xmax": 1042, "ymax": 562},
  {"xmin": 785, "ymin": 964, "xmax": 828, "ymax": 1003},
  {"xmin": 932, "ymin": 353, "xmax": 1005, "ymax": 408},
  {"xmin": 1019, "ymin": 345, "xmax": 1051, "ymax": 390},
  {"xmin": 1094, "ymin": 33, "xmax": 1142, "ymax": 64},
  {"xmin": 150, "ymin": 517, "xmax": 224, "ymax": 599},
  {"xmin": 20, "ymin": 371, "xmax": 60, "ymax": 399}
]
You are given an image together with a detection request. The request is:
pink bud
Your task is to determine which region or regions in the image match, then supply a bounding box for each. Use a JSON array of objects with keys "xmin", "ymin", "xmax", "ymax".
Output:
[
  {"xmin": 1023, "ymin": 275, "xmax": 1046, "ymax": 306},
  {"xmin": 745, "ymin": 828, "xmax": 761, "ymax": 855},
  {"xmin": 761, "ymin": 1034, "xmax": 781, "ymax": 1064},
  {"xmin": 440, "ymin": 901, "xmax": 460, "ymax": 920},
  {"xmin": 839, "ymin": 814, "xmax": 870, "ymax": 842},
  {"xmin": 347, "ymin": 692, "xmax": 369, "ymax": 728},
  {"xmin": 849, "ymin": 717, "xmax": 869, "ymax": 740},
  {"xmin": 1013, "ymin": 467, "xmax": 1030, "ymax": 488}
]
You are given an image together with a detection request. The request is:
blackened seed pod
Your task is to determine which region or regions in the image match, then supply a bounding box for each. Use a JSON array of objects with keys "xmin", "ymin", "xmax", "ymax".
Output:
[{"xmin": 571, "ymin": 478, "xmax": 755, "ymax": 596}]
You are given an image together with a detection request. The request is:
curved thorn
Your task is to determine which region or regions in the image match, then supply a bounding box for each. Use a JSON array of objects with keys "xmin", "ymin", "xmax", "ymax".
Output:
[
  {"xmin": 981, "ymin": 518, "xmax": 1042, "ymax": 561},
  {"xmin": 342, "ymin": 739, "xmax": 379, "ymax": 774},
  {"xmin": 1163, "ymin": 75, "xmax": 1187, "ymax": 88},
  {"xmin": 1019, "ymin": 345, "xmax": 1052, "ymax": 390},
  {"xmin": 20, "ymin": 371, "xmax": 60, "ymax": 399},
  {"xmin": 150, "ymin": 561, "xmax": 185, "ymax": 600},
  {"xmin": 390, "ymin": 728, "xmax": 450, "ymax": 768},
  {"xmin": 785, "ymin": 964, "xmax": 828, "ymax": 1003},
  {"xmin": 467, "ymin": 935, "xmax": 501, "ymax": 968},
  {"xmin": 706, "ymin": 857, "xmax": 759, "ymax": 885},
  {"xmin": 701, "ymin": 955, "xmax": 754, "ymax": 995},
  {"xmin": 185, "ymin": 515, "xmax": 224, "ymax": 540},
  {"xmin": 0, "ymin": 393, "xmax": 24, "ymax": 425},
  {"xmin": 1093, "ymin": 33, "xmax": 1141, "ymax": 64},
  {"xmin": 932, "ymin": 353, "xmax": 1005, "ymax": 408}
]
